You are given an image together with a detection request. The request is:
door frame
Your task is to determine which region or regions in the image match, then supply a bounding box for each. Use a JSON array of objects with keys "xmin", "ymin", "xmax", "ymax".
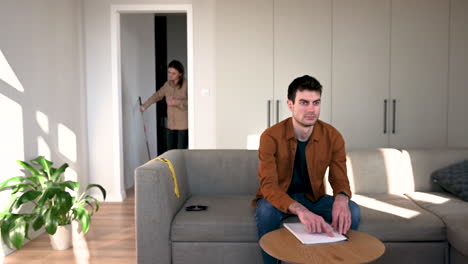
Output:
[{"xmin": 110, "ymin": 4, "xmax": 193, "ymax": 200}]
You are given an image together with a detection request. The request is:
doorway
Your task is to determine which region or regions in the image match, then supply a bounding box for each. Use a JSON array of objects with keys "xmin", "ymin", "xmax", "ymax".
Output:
[
  {"xmin": 111, "ymin": 5, "xmax": 193, "ymax": 200},
  {"xmin": 120, "ymin": 13, "xmax": 188, "ymax": 189}
]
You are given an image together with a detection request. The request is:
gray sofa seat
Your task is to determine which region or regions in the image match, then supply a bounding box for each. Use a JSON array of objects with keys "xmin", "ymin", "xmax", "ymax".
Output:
[
  {"xmin": 172, "ymin": 193, "xmax": 446, "ymax": 243},
  {"xmin": 353, "ymin": 194, "xmax": 446, "ymax": 242},
  {"xmin": 406, "ymin": 192, "xmax": 468, "ymax": 257},
  {"xmin": 172, "ymin": 195, "xmax": 257, "ymax": 242}
]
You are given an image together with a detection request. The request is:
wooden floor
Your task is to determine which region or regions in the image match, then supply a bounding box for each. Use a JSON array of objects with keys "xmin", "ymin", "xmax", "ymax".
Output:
[{"xmin": 2, "ymin": 188, "xmax": 136, "ymax": 264}]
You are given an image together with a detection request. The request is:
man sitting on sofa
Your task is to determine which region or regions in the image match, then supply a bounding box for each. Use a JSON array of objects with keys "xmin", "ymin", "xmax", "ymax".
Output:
[{"xmin": 253, "ymin": 75, "xmax": 361, "ymax": 264}]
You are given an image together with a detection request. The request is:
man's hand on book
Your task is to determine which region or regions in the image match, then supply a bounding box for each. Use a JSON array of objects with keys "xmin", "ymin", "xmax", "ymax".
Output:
[
  {"xmin": 289, "ymin": 202, "xmax": 334, "ymax": 237},
  {"xmin": 332, "ymin": 194, "xmax": 352, "ymax": 234}
]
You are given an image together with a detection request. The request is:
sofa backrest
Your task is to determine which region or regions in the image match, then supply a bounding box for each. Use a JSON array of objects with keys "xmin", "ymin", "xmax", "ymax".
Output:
[
  {"xmin": 326, "ymin": 148, "xmax": 468, "ymax": 195},
  {"xmin": 401, "ymin": 148, "xmax": 468, "ymax": 192},
  {"xmin": 182, "ymin": 148, "xmax": 468, "ymax": 196},
  {"xmin": 184, "ymin": 150, "xmax": 259, "ymax": 195}
]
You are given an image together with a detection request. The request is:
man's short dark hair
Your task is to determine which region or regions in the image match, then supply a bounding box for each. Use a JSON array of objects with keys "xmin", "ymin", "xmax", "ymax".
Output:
[{"xmin": 287, "ymin": 75, "xmax": 322, "ymax": 102}]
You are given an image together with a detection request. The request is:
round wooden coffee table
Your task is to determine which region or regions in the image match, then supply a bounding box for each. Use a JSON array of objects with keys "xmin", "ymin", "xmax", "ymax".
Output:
[{"xmin": 259, "ymin": 228, "xmax": 385, "ymax": 264}]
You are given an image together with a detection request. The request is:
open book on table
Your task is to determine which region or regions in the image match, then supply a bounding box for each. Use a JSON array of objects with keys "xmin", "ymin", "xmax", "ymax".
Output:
[{"xmin": 283, "ymin": 222, "xmax": 348, "ymax": 245}]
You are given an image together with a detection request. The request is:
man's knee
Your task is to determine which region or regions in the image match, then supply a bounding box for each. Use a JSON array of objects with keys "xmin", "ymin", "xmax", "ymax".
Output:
[
  {"xmin": 349, "ymin": 200, "xmax": 361, "ymax": 230},
  {"xmin": 256, "ymin": 199, "xmax": 281, "ymax": 219}
]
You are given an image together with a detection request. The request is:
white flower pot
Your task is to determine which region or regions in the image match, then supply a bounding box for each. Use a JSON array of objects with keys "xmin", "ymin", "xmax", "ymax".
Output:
[{"xmin": 49, "ymin": 224, "xmax": 72, "ymax": 250}]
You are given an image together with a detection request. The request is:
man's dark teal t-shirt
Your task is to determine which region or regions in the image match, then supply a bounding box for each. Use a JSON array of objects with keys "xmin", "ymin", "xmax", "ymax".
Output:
[{"xmin": 287, "ymin": 139, "xmax": 312, "ymax": 194}]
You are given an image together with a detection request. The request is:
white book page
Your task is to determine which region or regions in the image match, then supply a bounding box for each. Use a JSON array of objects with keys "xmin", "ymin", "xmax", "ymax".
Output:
[{"xmin": 283, "ymin": 222, "xmax": 348, "ymax": 245}]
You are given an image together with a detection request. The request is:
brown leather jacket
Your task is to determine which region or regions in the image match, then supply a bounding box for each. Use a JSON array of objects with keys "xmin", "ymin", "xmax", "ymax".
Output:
[
  {"xmin": 142, "ymin": 79, "xmax": 188, "ymax": 130},
  {"xmin": 253, "ymin": 118, "xmax": 352, "ymax": 213}
]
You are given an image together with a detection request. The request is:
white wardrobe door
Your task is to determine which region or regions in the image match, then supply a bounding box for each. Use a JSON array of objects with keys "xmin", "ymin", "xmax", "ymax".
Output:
[
  {"xmin": 390, "ymin": 0, "xmax": 449, "ymax": 148},
  {"xmin": 274, "ymin": 0, "xmax": 332, "ymax": 124},
  {"xmin": 215, "ymin": 0, "xmax": 274, "ymax": 148},
  {"xmin": 448, "ymin": 0, "xmax": 468, "ymax": 147},
  {"xmin": 331, "ymin": 0, "xmax": 391, "ymax": 149}
]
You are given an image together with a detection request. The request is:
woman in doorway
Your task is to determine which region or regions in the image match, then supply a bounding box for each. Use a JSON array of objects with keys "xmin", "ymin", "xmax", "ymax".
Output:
[{"xmin": 140, "ymin": 60, "xmax": 188, "ymax": 150}]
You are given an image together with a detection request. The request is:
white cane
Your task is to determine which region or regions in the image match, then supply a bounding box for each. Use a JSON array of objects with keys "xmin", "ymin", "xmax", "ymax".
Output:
[{"xmin": 139, "ymin": 96, "xmax": 151, "ymax": 160}]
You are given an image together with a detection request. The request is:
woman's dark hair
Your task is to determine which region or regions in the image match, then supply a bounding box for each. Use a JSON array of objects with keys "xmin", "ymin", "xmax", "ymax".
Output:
[
  {"xmin": 287, "ymin": 75, "xmax": 322, "ymax": 102},
  {"xmin": 168, "ymin": 60, "xmax": 185, "ymax": 88}
]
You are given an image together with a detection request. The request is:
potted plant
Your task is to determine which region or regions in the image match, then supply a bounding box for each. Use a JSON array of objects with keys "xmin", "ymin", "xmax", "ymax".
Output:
[{"xmin": 0, "ymin": 156, "xmax": 106, "ymax": 250}]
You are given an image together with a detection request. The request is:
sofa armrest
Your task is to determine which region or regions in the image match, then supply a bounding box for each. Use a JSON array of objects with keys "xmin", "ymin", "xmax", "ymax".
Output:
[{"xmin": 135, "ymin": 150, "xmax": 189, "ymax": 264}]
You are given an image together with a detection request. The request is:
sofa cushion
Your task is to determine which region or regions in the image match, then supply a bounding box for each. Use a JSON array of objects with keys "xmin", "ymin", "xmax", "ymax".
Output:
[
  {"xmin": 406, "ymin": 192, "xmax": 468, "ymax": 256},
  {"xmin": 431, "ymin": 160, "xmax": 468, "ymax": 202},
  {"xmin": 352, "ymin": 194, "xmax": 446, "ymax": 241},
  {"xmin": 172, "ymin": 195, "xmax": 259, "ymax": 242}
]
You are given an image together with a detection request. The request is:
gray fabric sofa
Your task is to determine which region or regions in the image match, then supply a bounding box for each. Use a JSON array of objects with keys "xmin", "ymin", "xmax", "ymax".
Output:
[{"xmin": 135, "ymin": 148, "xmax": 468, "ymax": 264}]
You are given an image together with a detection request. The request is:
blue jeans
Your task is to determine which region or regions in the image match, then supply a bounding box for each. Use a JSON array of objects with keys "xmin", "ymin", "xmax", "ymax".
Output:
[{"xmin": 255, "ymin": 193, "xmax": 361, "ymax": 264}]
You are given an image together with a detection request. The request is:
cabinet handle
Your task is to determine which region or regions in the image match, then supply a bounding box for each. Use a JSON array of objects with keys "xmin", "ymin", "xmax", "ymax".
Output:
[
  {"xmin": 392, "ymin": 99, "xmax": 396, "ymax": 134},
  {"xmin": 383, "ymin": 99, "xmax": 387, "ymax": 134},
  {"xmin": 276, "ymin": 100, "xmax": 280, "ymax": 124},
  {"xmin": 267, "ymin": 100, "xmax": 271, "ymax": 127}
]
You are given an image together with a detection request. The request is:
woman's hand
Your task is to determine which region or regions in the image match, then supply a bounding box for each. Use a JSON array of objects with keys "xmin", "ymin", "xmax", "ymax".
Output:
[{"xmin": 167, "ymin": 96, "xmax": 179, "ymax": 106}]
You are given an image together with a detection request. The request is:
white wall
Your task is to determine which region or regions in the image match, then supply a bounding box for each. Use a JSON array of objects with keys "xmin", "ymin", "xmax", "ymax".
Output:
[
  {"xmin": 0, "ymin": 0, "xmax": 85, "ymax": 256},
  {"xmin": 83, "ymin": 0, "xmax": 217, "ymax": 201},
  {"xmin": 121, "ymin": 14, "xmax": 157, "ymax": 189},
  {"xmin": 448, "ymin": 0, "xmax": 468, "ymax": 147},
  {"xmin": 167, "ymin": 14, "xmax": 188, "ymax": 72}
]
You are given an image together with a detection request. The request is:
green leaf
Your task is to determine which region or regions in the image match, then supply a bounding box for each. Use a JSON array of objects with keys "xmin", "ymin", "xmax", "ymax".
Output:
[
  {"xmin": 0, "ymin": 215, "xmax": 27, "ymax": 249},
  {"xmin": 0, "ymin": 211, "xmax": 11, "ymax": 218},
  {"xmin": 86, "ymin": 184, "xmax": 106, "ymax": 200},
  {"xmin": 37, "ymin": 187, "xmax": 61, "ymax": 207},
  {"xmin": 1, "ymin": 214, "xmax": 20, "ymax": 248},
  {"xmin": 44, "ymin": 208, "xmax": 58, "ymax": 235},
  {"xmin": 61, "ymin": 181, "xmax": 80, "ymax": 192},
  {"xmin": 10, "ymin": 216, "xmax": 27, "ymax": 249},
  {"xmin": 84, "ymin": 200, "xmax": 95, "ymax": 216},
  {"xmin": 31, "ymin": 156, "xmax": 52, "ymax": 178},
  {"xmin": 1, "ymin": 195, "xmax": 20, "ymax": 214},
  {"xmin": 73, "ymin": 207, "xmax": 90, "ymax": 233},
  {"xmin": 24, "ymin": 176, "xmax": 39, "ymax": 185},
  {"xmin": 84, "ymin": 195, "xmax": 100, "ymax": 212},
  {"xmin": 15, "ymin": 190, "xmax": 42, "ymax": 209},
  {"xmin": 37, "ymin": 175, "xmax": 46, "ymax": 186},
  {"xmin": 55, "ymin": 191, "xmax": 73, "ymax": 215},
  {"xmin": 51, "ymin": 163, "xmax": 68, "ymax": 182},
  {"xmin": 16, "ymin": 160, "xmax": 41, "ymax": 177},
  {"xmin": 24, "ymin": 219, "xmax": 31, "ymax": 240},
  {"xmin": 11, "ymin": 183, "xmax": 36, "ymax": 194},
  {"xmin": 0, "ymin": 176, "xmax": 27, "ymax": 190},
  {"xmin": 32, "ymin": 215, "xmax": 45, "ymax": 231}
]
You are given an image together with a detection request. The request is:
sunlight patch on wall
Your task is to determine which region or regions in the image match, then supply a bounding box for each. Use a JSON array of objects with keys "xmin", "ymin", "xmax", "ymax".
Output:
[
  {"xmin": 58, "ymin": 123, "xmax": 77, "ymax": 162},
  {"xmin": 37, "ymin": 136, "xmax": 51, "ymax": 160},
  {"xmin": 0, "ymin": 49, "xmax": 24, "ymax": 92},
  {"xmin": 0, "ymin": 93, "xmax": 24, "ymax": 256},
  {"xmin": 354, "ymin": 195, "xmax": 420, "ymax": 219},
  {"xmin": 246, "ymin": 134, "xmax": 260, "ymax": 150},
  {"xmin": 0, "ymin": 93, "xmax": 24, "ymax": 180},
  {"xmin": 36, "ymin": 111, "xmax": 49, "ymax": 134}
]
